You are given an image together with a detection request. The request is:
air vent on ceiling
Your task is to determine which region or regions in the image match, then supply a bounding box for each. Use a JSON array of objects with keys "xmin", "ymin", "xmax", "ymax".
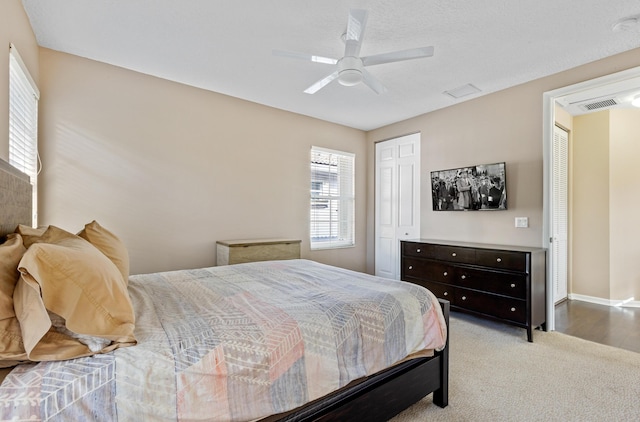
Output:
[{"xmin": 581, "ymin": 98, "xmax": 618, "ymax": 111}]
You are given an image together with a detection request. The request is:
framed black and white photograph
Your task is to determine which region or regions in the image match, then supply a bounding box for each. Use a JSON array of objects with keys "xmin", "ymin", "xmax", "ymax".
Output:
[{"xmin": 431, "ymin": 162, "xmax": 507, "ymax": 211}]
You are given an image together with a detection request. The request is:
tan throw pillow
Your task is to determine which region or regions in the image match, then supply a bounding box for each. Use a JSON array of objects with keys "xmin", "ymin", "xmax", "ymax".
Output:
[
  {"xmin": 14, "ymin": 226, "xmax": 136, "ymax": 361},
  {"xmin": 78, "ymin": 220, "xmax": 130, "ymax": 284},
  {"xmin": 15, "ymin": 225, "xmax": 47, "ymax": 248},
  {"xmin": 0, "ymin": 234, "xmax": 29, "ymax": 367}
]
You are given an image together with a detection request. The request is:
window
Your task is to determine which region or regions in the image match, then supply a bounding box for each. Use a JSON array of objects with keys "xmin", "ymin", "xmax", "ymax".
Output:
[
  {"xmin": 310, "ymin": 147, "xmax": 355, "ymax": 249},
  {"xmin": 9, "ymin": 44, "xmax": 40, "ymax": 226}
]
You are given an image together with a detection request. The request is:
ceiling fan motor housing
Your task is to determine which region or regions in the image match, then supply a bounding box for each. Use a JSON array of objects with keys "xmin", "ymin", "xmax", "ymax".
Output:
[{"xmin": 338, "ymin": 56, "xmax": 364, "ymax": 86}]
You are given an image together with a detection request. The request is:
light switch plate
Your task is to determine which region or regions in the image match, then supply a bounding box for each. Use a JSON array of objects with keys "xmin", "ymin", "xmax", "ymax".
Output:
[{"xmin": 515, "ymin": 217, "xmax": 529, "ymax": 228}]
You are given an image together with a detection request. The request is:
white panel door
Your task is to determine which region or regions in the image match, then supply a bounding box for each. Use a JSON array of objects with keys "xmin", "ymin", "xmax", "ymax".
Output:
[
  {"xmin": 375, "ymin": 133, "xmax": 420, "ymax": 279},
  {"xmin": 552, "ymin": 125, "xmax": 569, "ymax": 303}
]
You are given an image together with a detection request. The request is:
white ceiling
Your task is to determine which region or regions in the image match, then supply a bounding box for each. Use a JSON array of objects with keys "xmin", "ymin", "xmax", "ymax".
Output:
[{"xmin": 21, "ymin": 0, "xmax": 640, "ymax": 131}]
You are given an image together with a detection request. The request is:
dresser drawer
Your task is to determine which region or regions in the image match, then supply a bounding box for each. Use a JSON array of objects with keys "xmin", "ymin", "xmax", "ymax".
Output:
[
  {"xmin": 454, "ymin": 267, "xmax": 527, "ymax": 299},
  {"xmin": 455, "ymin": 290, "xmax": 526, "ymax": 324},
  {"xmin": 402, "ymin": 242, "xmax": 438, "ymax": 259},
  {"xmin": 403, "ymin": 258, "xmax": 455, "ymax": 284},
  {"xmin": 409, "ymin": 279, "xmax": 455, "ymax": 304},
  {"xmin": 434, "ymin": 245, "xmax": 475, "ymax": 263},
  {"xmin": 475, "ymin": 249, "xmax": 527, "ymax": 272}
]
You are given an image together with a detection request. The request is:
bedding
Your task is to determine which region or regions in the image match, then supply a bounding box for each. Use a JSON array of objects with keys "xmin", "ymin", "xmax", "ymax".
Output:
[
  {"xmin": 77, "ymin": 220, "xmax": 130, "ymax": 283},
  {"xmin": 14, "ymin": 225, "xmax": 136, "ymax": 362},
  {"xmin": 0, "ymin": 259, "xmax": 447, "ymax": 422}
]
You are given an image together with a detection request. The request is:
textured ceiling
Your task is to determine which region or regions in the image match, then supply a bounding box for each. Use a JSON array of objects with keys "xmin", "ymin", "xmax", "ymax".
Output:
[{"xmin": 21, "ymin": 0, "xmax": 640, "ymax": 130}]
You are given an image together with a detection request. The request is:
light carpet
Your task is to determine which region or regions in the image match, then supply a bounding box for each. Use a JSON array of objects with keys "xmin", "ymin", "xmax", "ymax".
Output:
[{"xmin": 391, "ymin": 313, "xmax": 640, "ymax": 422}]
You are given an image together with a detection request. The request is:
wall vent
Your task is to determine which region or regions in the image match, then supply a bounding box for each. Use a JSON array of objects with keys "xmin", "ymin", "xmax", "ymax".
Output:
[{"xmin": 581, "ymin": 98, "xmax": 618, "ymax": 111}]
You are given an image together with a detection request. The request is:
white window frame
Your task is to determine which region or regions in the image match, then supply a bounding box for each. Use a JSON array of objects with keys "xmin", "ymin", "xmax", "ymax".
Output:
[
  {"xmin": 310, "ymin": 146, "xmax": 355, "ymax": 250},
  {"xmin": 9, "ymin": 44, "xmax": 40, "ymax": 226}
]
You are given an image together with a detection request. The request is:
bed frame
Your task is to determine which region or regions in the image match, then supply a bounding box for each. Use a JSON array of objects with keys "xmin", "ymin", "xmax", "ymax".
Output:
[{"xmin": 0, "ymin": 157, "xmax": 449, "ymax": 421}]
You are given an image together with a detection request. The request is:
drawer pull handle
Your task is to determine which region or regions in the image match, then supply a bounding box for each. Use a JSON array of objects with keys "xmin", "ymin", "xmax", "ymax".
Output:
[
  {"xmin": 510, "ymin": 283, "xmax": 516, "ymax": 288},
  {"xmin": 443, "ymin": 271, "xmax": 448, "ymax": 276},
  {"xmin": 510, "ymin": 307, "xmax": 516, "ymax": 312},
  {"xmin": 461, "ymin": 275, "xmax": 466, "ymax": 280},
  {"xmin": 451, "ymin": 252, "xmax": 457, "ymax": 257},
  {"xmin": 443, "ymin": 292, "xmax": 448, "ymax": 296},
  {"xmin": 496, "ymin": 258, "xmax": 502, "ymax": 263},
  {"xmin": 416, "ymin": 248, "xmax": 421, "ymax": 253},
  {"xmin": 408, "ymin": 266, "xmax": 413, "ymax": 270},
  {"xmin": 461, "ymin": 296, "xmax": 467, "ymax": 300}
]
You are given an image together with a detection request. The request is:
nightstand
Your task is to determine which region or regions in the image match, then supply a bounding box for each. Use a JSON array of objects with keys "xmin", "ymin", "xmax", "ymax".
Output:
[{"xmin": 216, "ymin": 238, "xmax": 301, "ymax": 265}]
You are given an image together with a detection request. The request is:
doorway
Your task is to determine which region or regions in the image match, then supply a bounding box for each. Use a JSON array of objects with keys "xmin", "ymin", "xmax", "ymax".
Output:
[
  {"xmin": 374, "ymin": 133, "xmax": 420, "ymax": 279},
  {"xmin": 543, "ymin": 65, "xmax": 640, "ymax": 331}
]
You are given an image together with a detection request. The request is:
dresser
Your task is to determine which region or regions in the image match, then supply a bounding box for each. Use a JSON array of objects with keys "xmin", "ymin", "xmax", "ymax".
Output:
[
  {"xmin": 216, "ymin": 238, "xmax": 301, "ymax": 266},
  {"xmin": 401, "ymin": 239, "xmax": 546, "ymax": 342}
]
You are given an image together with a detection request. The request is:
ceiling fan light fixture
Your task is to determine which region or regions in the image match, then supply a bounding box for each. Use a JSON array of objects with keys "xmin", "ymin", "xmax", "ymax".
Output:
[
  {"xmin": 338, "ymin": 68, "xmax": 363, "ymax": 86},
  {"xmin": 274, "ymin": 9, "xmax": 434, "ymax": 95}
]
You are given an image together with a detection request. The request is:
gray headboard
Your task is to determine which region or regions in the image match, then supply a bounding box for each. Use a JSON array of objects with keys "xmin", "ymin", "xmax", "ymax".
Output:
[{"xmin": 0, "ymin": 158, "xmax": 32, "ymax": 239}]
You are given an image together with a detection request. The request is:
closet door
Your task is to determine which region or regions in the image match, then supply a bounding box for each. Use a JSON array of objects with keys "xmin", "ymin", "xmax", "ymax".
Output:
[
  {"xmin": 552, "ymin": 125, "xmax": 569, "ymax": 303},
  {"xmin": 375, "ymin": 133, "xmax": 420, "ymax": 279}
]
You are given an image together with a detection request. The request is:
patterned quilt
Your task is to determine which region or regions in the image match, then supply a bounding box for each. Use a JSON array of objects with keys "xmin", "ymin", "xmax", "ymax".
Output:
[{"xmin": 0, "ymin": 259, "xmax": 447, "ymax": 421}]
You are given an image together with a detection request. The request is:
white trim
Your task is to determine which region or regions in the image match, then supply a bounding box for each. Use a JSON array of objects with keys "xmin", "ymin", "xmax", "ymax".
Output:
[
  {"xmin": 568, "ymin": 294, "xmax": 639, "ymax": 308},
  {"xmin": 9, "ymin": 43, "xmax": 40, "ymax": 99},
  {"xmin": 542, "ymin": 64, "xmax": 640, "ymax": 331}
]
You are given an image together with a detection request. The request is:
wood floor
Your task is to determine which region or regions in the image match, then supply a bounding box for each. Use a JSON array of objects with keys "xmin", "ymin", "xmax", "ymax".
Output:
[{"xmin": 554, "ymin": 299, "xmax": 640, "ymax": 353}]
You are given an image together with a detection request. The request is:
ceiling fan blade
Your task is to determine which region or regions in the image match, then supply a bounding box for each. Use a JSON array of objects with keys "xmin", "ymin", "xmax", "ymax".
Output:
[
  {"xmin": 361, "ymin": 69, "xmax": 387, "ymax": 95},
  {"xmin": 362, "ymin": 46, "xmax": 434, "ymax": 67},
  {"xmin": 272, "ymin": 49, "xmax": 338, "ymax": 65},
  {"xmin": 344, "ymin": 9, "xmax": 368, "ymax": 58},
  {"xmin": 304, "ymin": 71, "xmax": 340, "ymax": 94}
]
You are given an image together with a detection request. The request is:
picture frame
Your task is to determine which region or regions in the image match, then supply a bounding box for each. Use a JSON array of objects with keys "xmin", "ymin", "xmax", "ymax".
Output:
[{"xmin": 431, "ymin": 162, "xmax": 507, "ymax": 211}]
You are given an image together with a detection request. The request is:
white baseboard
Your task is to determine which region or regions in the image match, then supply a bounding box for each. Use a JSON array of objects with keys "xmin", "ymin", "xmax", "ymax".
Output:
[{"xmin": 568, "ymin": 293, "xmax": 640, "ymax": 308}]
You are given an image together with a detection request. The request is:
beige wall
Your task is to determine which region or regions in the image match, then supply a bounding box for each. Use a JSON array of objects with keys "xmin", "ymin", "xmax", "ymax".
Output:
[
  {"xmin": 37, "ymin": 49, "xmax": 368, "ymax": 275},
  {"xmin": 8, "ymin": 0, "xmax": 640, "ymax": 288},
  {"xmin": 0, "ymin": 0, "xmax": 39, "ymax": 161},
  {"xmin": 365, "ymin": 48, "xmax": 640, "ymax": 274},
  {"xmin": 572, "ymin": 111, "xmax": 610, "ymax": 299},
  {"xmin": 608, "ymin": 109, "xmax": 640, "ymax": 300}
]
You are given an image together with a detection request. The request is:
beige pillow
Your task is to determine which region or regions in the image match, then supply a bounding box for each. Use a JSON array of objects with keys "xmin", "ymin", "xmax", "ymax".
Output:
[
  {"xmin": 14, "ymin": 226, "xmax": 136, "ymax": 361},
  {"xmin": 78, "ymin": 220, "xmax": 130, "ymax": 284},
  {"xmin": 0, "ymin": 234, "xmax": 29, "ymax": 367},
  {"xmin": 15, "ymin": 225, "xmax": 48, "ymax": 248}
]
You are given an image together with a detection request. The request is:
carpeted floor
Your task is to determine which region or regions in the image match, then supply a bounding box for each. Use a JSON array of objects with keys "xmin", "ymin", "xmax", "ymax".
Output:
[{"xmin": 390, "ymin": 313, "xmax": 640, "ymax": 422}]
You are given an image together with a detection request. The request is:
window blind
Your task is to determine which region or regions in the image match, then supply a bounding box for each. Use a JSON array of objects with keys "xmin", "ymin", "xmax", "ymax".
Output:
[
  {"xmin": 9, "ymin": 44, "xmax": 40, "ymax": 226},
  {"xmin": 310, "ymin": 146, "xmax": 355, "ymax": 249}
]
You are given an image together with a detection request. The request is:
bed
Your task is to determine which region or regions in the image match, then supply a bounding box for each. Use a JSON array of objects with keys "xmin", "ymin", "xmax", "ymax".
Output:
[{"xmin": 0, "ymin": 158, "xmax": 449, "ymax": 421}]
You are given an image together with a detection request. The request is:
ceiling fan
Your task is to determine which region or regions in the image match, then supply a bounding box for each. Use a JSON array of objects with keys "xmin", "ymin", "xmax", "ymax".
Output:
[{"xmin": 273, "ymin": 9, "xmax": 434, "ymax": 95}]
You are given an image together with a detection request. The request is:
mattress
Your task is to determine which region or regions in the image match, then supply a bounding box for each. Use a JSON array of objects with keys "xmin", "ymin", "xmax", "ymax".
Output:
[{"xmin": 0, "ymin": 259, "xmax": 447, "ymax": 421}]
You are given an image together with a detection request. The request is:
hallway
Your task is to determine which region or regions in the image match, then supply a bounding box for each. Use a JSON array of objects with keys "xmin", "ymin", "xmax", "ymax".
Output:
[{"xmin": 555, "ymin": 299, "xmax": 640, "ymax": 354}]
